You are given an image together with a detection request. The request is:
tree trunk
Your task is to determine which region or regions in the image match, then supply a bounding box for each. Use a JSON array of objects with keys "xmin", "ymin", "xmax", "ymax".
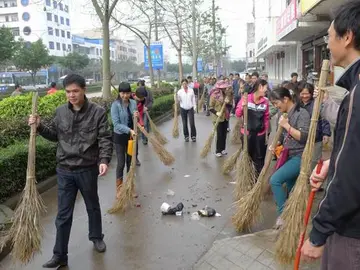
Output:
[
  {"xmin": 191, "ymin": 0, "xmax": 197, "ymax": 80},
  {"xmin": 102, "ymin": 19, "xmax": 111, "ymax": 100},
  {"xmin": 178, "ymin": 50, "xmax": 183, "ymax": 82},
  {"xmin": 147, "ymin": 44, "xmax": 155, "ymax": 87}
]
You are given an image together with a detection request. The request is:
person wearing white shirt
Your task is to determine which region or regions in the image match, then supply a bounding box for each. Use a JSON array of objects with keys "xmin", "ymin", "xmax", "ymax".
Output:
[{"xmin": 177, "ymin": 79, "xmax": 197, "ymax": 142}]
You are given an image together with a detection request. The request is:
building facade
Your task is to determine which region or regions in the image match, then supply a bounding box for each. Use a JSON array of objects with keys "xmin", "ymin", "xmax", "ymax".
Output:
[
  {"xmin": 72, "ymin": 34, "xmax": 116, "ymax": 61},
  {"xmin": 0, "ymin": 0, "xmax": 72, "ymax": 56}
]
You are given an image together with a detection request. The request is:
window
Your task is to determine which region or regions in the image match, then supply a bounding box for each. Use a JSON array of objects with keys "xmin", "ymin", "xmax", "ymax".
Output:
[
  {"xmin": 53, "ymin": 0, "xmax": 57, "ymax": 8},
  {"xmin": 49, "ymin": 41, "xmax": 54, "ymax": 50},
  {"xmin": 46, "ymin": 0, "xmax": 51, "ymax": 6},
  {"xmin": 68, "ymin": 44, "xmax": 71, "ymax": 51},
  {"xmin": 11, "ymin": 14, "xmax": 18, "ymax": 21},
  {"xmin": 47, "ymin": 12, "xmax": 52, "ymax": 21},
  {"xmin": 66, "ymin": 18, "xmax": 70, "ymax": 26},
  {"xmin": 60, "ymin": 16, "xmax": 64, "ymax": 24},
  {"xmin": 11, "ymin": 27, "xmax": 19, "ymax": 36},
  {"xmin": 23, "ymin": 26, "xmax": 31, "ymax": 36},
  {"xmin": 48, "ymin": 27, "xmax": 53, "ymax": 35},
  {"xmin": 96, "ymin": 48, "xmax": 99, "ymax": 55},
  {"xmin": 54, "ymin": 15, "xmax": 58, "ymax": 23},
  {"xmin": 5, "ymin": 16, "xmax": 9, "ymax": 22},
  {"xmin": 64, "ymin": 5, "xmax": 69, "ymax": 12},
  {"xmin": 62, "ymin": 43, "xmax": 66, "ymax": 51},
  {"xmin": 55, "ymin": 29, "xmax": 59, "ymax": 36},
  {"xmin": 56, "ymin": 42, "xmax": 60, "ymax": 50},
  {"xmin": 11, "ymin": 1, "xmax": 16, "ymax": 6},
  {"xmin": 21, "ymin": 0, "xmax": 29, "ymax": 6},
  {"xmin": 67, "ymin": 31, "xmax": 70, "ymax": 39},
  {"xmin": 22, "ymin": 12, "xmax": 30, "ymax": 21},
  {"xmin": 59, "ymin": 2, "xmax": 63, "ymax": 10},
  {"xmin": 61, "ymin": 30, "xmax": 65, "ymax": 38}
]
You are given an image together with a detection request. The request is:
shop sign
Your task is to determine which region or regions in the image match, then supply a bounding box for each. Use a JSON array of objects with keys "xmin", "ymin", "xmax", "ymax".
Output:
[{"xmin": 276, "ymin": 0, "xmax": 298, "ymax": 38}]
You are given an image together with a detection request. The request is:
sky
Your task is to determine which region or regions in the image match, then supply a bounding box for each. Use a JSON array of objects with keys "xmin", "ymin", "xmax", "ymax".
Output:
[{"xmin": 70, "ymin": 0, "xmax": 254, "ymax": 63}]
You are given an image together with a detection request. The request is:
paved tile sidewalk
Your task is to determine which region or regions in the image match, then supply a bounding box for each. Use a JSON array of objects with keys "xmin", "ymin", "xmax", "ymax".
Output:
[{"xmin": 193, "ymin": 230, "xmax": 320, "ymax": 270}]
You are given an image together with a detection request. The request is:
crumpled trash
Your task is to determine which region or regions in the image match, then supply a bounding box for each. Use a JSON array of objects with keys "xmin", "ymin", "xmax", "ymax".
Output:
[
  {"xmin": 190, "ymin": 212, "xmax": 200, "ymax": 220},
  {"xmin": 198, "ymin": 206, "xmax": 216, "ymax": 217},
  {"xmin": 161, "ymin": 202, "xmax": 184, "ymax": 215},
  {"xmin": 166, "ymin": 189, "xmax": 175, "ymax": 196}
]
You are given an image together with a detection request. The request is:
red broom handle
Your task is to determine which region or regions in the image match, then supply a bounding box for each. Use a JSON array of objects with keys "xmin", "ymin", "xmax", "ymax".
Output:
[{"xmin": 294, "ymin": 159, "xmax": 324, "ymax": 270}]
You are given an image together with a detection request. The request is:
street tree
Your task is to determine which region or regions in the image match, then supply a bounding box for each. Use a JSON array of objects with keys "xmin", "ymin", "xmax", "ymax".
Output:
[
  {"xmin": 91, "ymin": 0, "xmax": 120, "ymax": 99},
  {"xmin": 231, "ymin": 60, "xmax": 246, "ymax": 72},
  {"xmin": 57, "ymin": 52, "xmax": 90, "ymax": 72},
  {"xmin": 13, "ymin": 39, "xmax": 52, "ymax": 85},
  {"xmin": 161, "ymin": 0, "xmax": 190, "ymax": 81},
  {"xmin": 111, "ymin": 0, "xmax": 158, "ymax": 87},
  {"xmin": 0, "ymin": 27, "xmax": 17, "ymax": 64}
]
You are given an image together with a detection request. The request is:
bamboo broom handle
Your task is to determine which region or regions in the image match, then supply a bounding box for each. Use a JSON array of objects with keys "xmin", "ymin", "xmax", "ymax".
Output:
[
  {"xmin": 27, "ymin": 92, "xmax": 39, "ymax": 179},
  {"xmin": 137, "ymin": 122, "xmax": 150, "ymax": 138},
  {"xmin": 131, "ymin": 115, "xmax": 138, "ymax": 165},
  {"xmin": 214, "ymin": 101, "xmax": 227, "ymax": 127},
  {"xmin": 243, "ymin": 92, "xmax": 249, "ymax": 152}
]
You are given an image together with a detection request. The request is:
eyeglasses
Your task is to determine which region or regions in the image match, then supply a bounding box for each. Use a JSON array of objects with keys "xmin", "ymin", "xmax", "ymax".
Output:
[{"xmin": 324, "ymin": 35, "xmax": 329, "ymax": 44}]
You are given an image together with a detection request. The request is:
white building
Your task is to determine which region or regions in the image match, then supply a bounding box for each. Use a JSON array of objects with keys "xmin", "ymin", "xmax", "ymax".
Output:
[
  {"xmin": 246, "ymin": 22, "xmax": 256, "ymax": 72},
  {"xmin": 72, "ymin": 34, "xmax": 116, "ymax": 61},
  {"xmin": 113, "ymin": 39, "xmax": 138, "ymax": 63},
  {"xmin": 0, "ymin": 0, "xmax": 72, "ymax": 56}
]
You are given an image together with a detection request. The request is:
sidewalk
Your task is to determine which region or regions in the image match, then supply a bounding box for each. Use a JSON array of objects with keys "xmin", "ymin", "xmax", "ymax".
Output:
[{"xmin": 193, "ymin": 230, "xmax": 320, "ymax": 270}]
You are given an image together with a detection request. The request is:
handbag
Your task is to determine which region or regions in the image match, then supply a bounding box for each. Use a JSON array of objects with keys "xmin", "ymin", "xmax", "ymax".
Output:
[
  {"xmin": 274, "ymin": 133, "xmax": 290, "ymax": 171},
  {"xmin": 127, "ymin": 135, "xmax": 134, "ymax": 156}
]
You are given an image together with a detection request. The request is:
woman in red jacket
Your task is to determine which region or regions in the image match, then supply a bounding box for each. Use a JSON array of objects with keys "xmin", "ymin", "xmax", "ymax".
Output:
[{"xmin": 235, "ymin": 79, "xmax": 270, "ymax": 175}]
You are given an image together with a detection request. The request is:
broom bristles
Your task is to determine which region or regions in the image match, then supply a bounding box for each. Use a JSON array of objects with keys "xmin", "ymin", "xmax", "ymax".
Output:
[
  {"xmin": 232, "ymin": 124, "xmax": 285, "ymax": 232},
  {"xmin": 222, "ymin": 147, "xmax": 242, "ymax": 175},
  {"xmin": 234, "ymin": 151, "xmax": 256, "ymax": 200},
  {"xmin": 138, "ymin": 123, "xmax": 175, "ymax": 166},
  {"xmin": 145, "ymin": 112, "xmax": 168, "ymax": 145},
  {"xmin": 275, "ymin": 61, "xmax": 328, "ymax": 264},
  {"xmin": 198, "ymin": 90, "xmax": 206, "ymax": 112},
  {"xmin": 231, "ymin": 119, "xmax": 242, "ymax": 145}
]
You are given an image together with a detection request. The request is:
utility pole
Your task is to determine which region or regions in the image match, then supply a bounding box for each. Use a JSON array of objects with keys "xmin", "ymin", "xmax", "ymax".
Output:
[
  {"xmin": 212, "ymin": 0, "xmax": 217, "ymax": 77},
  {"xmin": 154, "ymin": 0, "xmax": 160, "ymax": 88},
  {"xmin": 191, "ymin": 0, "xmax": 197, "ymax": 80}
]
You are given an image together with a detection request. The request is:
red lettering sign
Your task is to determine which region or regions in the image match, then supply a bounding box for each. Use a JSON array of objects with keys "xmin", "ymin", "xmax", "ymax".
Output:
[{"xmin": 276, "ymin": 0, "xmax": 298, "ymax": 36}]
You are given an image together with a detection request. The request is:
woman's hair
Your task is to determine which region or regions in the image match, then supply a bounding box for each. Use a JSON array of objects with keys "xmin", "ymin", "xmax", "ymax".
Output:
[
  {"xmin": 269, "ymin": 87, "xmax": 301, "ymax": 111},
  {"xmin": 181, "ymin": 78, "xmax": 188, "ymax": 84},
  {"xmin": 299, "ymin": 82, "xmax": 314, "ymax": 97},
  {"xmin": 253, "ymin": 79, "xmax": 268, "ymax": 92}
]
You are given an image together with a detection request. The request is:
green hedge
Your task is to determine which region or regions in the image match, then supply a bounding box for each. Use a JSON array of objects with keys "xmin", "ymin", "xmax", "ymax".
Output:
[
  {"xmin": 0, "ymin": 137, "xmax": 57, "ymax": 203},
  {"xmin": 149, "ymin": 94, "xmax": 174, "ymax": 119}
]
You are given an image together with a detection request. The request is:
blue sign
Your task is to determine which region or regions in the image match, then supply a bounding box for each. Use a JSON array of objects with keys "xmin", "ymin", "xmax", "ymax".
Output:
[
  {"xmin": 144, "ymin": 43, "xmax": 164, "ymax": 70},
  {"xmin": 197, "ymin": 58, "xmax": 203, "ymax": 72}
]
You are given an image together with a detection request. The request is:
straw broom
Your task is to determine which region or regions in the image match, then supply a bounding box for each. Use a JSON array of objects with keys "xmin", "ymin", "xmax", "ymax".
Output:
[
  {"xmin": 231, "ymin": 118, "xmax": 242, "ymax": 145},
  {"xmin": 200, "ymin": 102, "xmax": 227, "ymax": 159},
  {"xmin": 138, "ymin": 123, "xmax": 175, "ymax": 166},
  {"xmin": 0, "ymin": 92, "xmax": 45, "ymax": 264},
  {"xmin": 234, "ymin": 90, "xmax": 257, "ymax": 200},
  {"xmin": 232, "ymin": 117, "xmax": 285, "ymax": 231},
  {"xmin": 275, "ymin": 60, "xmax": 330, "ymax": 265},
  {"xmin": 172, "ymin": 91, "xmax": 179, "ymax": 138},
  {"xmin": 108, "ymin": 115, "xmax": 138, "ymax": 214},
  {"xmin": 198, "ymin": 88, "xmax": 206, "ymax": 112},
  {"xmin": 222, "ymin": 144, "xmax": 243, "ymax": 175},
  {"xmin": 145, "ymin": 111, "xmax": 168, "ymax": 145}
]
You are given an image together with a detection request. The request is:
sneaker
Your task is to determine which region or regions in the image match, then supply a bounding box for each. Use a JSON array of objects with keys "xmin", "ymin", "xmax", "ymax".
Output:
[
  {"xmin": 191, "ymin": 137, "xmax": 196, "ymax": 142},
  {"xmin": 136, "ymin": 159, "xmax": 141, "ymax": 166},
  {"xmin": 185, "ymin": 137, "xmax": 189, "ymax": 142},
  {"xmin": 221, "ymin": 150, "xmax": 228, "ymax": 156},
  {"xmin": 93, "ymin": 239, "xmax": 106, "ymax": 253},
  {"xmin": 215, "ymin": 153, "xmax": 222, "ymax": 158}
]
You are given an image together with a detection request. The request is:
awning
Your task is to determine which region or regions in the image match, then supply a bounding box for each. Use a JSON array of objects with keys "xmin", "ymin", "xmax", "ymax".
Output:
[
  {"xmin": 277, "ymin": 20, "xmax": 329, "ymax": 42},
  {"xmin": 257, "ymin": 42, "xmax": 298, "ymax": 58}
]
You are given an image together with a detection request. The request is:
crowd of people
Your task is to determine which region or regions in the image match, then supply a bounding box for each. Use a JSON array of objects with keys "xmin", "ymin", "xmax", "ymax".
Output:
[{"xmin": 24, "ymin": 1, "xmax": 360, "ymax": 268}]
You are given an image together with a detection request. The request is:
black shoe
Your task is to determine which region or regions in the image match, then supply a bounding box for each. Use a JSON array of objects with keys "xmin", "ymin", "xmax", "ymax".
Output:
[
  {"xmin": 191, "ymin": 137, "xmax": 196, "ymax": 142},
  {"xmin": 185, "ymin": 137, "xmax": 189, "ymax": 142},
  {"xmin": 142, "ymin": 141, "xmax": 148, "ymax": 145},
  {"xmin": 93, "ymin": 239, "xmax": 106, "ymax": 253},
  {"xmin": 136, "ymin": 159, "xmax": 141, "ymax": 166},
  {"xmin": 42, "ymin": 256, "xmax": 67, "ymax": 268},
  {"xmin": 206, "ymin": 112, "xmax": 210, "ymax": 116}
]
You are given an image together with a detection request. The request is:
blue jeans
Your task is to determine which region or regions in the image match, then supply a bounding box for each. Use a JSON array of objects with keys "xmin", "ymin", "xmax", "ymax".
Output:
[
  {"xmin": 142, "ymin": 113, "xmax": 150, "ymax": 143},
  {"xmin": 270, "ymin": 156, "xmax": 301, "ymax": 215}
]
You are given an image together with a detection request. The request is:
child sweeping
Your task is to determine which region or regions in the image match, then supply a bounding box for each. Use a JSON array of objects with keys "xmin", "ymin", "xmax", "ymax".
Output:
[
  {"xmin": 208, "ymin": 80, "xmax": 233, "ymax": 157},
  {"xmin": 268, "ymin": 87, "xmax": 310, "ymax": 229},
  {"xmin": 235, "ymin": 79, "xmax": 270, "ymax": 175}
]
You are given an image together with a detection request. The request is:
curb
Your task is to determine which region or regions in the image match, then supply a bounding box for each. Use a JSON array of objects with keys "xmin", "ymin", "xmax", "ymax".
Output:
[{"xmin": 0, "ymin": 110, "xmax": 173, "ymax": 261}]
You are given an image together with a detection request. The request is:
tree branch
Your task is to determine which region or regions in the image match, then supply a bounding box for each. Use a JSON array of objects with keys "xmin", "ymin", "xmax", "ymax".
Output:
[
  {"xmin": 109, "ymin": 0, "xmax": 120, "ymax": 15},
  {"xmin": 91, "ymin": 0, "xmax": 104, "ymax": 22}
]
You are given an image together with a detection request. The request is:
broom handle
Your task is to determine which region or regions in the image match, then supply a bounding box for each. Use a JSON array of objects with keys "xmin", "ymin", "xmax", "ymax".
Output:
[
  {"xmin": 131, "ymin": 115, "xmax": 138, "ymax": 166},
  {"xmin": 137, "ymin": 122, "xmax": 150, "ymax": 138},
  {"xmin": 243, "ymin": 92, "xmax": 249, "ymax": 151},
  {"xmin": 27, "ymin": 92, "xmax": 39, "ymax": 179},
  {"xmin": 294, "ymin": 159, "xmax": 324, "ymax": 270}
]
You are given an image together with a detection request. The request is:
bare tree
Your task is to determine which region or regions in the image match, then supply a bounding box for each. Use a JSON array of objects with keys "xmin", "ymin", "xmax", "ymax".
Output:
[
  {"xmin": 160, "ymin": 0, "xmax": 190, "ymax": 81},
  {"xmin": 91, "ymin": 0, "xmax": 120, "ymax": 99},
  {"xmin": 111, "ymin": 0, "xmax": 157, "ymax": 87}
]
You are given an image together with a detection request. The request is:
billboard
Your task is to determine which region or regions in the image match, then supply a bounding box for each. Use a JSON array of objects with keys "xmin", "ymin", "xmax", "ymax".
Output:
[
  {"xmin": 144, "ymin": 42, "xmax": 164, "ymax": 70},
  {"xmin": 300, "ymin": 0, "xmax": 322, "ymax": 15},
  {"xmin": 197, "ymin": 58, "xmax": 203, "ymax": 72}
]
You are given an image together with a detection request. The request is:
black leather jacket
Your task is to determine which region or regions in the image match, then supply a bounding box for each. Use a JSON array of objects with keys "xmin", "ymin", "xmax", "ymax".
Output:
[{"xmin": 38, "ymin": 98, "xmax": 113, "ymax": 170}]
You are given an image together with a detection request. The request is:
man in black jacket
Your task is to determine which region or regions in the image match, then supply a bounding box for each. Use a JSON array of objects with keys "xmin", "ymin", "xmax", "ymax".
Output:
[
  {"xmin": 29, "ymin": 74, "xmax": 113, "ymax": 268},
  {"xmin": 301, "ymin": 2, "xmax": 360, "ymax": 269}
]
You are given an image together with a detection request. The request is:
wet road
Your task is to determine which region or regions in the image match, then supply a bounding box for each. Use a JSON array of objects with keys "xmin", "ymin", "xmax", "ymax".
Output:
[{"xmin": 0, "ymin": 114, "xmax": 276, "ymax": 270}]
